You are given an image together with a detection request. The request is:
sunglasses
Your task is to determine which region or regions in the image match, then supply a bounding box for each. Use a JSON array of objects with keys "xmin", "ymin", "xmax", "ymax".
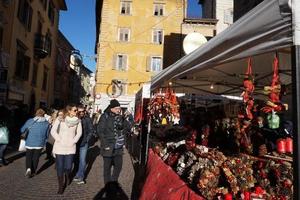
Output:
[{"xmin": 72, "ymin": 109, "xmax": 78, "ymax": 112}]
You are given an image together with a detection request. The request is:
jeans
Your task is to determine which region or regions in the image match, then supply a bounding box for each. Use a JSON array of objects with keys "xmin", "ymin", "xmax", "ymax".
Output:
[
  {"xmin": 26, "ymin": 148, "xmax": 42, "ymax": 173},
  {"xmin": 0, "ymin": 144, "xmax": 7, "ymax": 159},
  {"xmin": 75, "ymin": 143, "xmax": 88, "ymax": 180},
  {"xmin": 55, "ymin": 154, "xmax": 74, "ymax": 177},
  {"xmin": 103, "ymin": 155, "xmax": 123, "ymax": 184}
]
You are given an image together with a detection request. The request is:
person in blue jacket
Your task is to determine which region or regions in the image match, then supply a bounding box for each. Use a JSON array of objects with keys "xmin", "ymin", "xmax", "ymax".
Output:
[{"xmin": 20, "ymin": 108, "xmax": 49, "ymax": 178}]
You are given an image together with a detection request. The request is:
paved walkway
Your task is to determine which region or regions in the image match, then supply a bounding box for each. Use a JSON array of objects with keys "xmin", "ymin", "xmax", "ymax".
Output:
[{"xmin": 0, "ymin": 144, "xmax": 135, "ymax": 200}]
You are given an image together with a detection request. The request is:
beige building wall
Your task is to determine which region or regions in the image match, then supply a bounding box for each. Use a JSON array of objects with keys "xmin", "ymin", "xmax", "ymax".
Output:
[
  {"xmin": 96, "ymin": 0, "xmax": 186, "ymax": 101},
  {"xmin": 1, "ymin": 0, "xmax": 66, "ymax": 111}
]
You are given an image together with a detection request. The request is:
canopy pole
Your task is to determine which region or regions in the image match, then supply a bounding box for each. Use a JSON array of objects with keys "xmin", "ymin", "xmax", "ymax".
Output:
[
  {"xmin": 292, "ymin": 45, "xmax": 300, "ymax": 200},
  {"xmin": 292, "ymin": 0, "xmax": 300, "ymax": 199}
]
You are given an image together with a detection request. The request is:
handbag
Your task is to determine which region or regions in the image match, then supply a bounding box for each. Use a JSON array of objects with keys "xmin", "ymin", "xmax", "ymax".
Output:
[
  {"xmin": 18, "ymin": 139, "xmax": 26, "ymax": 151},
  {"xmin": 21, "ymin": 119, "xmax": 38, "ymax": 140},
  {"xmin": 0, "ymin": 126, "xmax": 9, "ymax": 144}
]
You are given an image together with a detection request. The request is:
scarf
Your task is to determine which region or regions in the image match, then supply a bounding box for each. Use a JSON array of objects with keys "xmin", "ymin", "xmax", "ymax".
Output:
[{"xmin": 65, "ymin": 116, "xmax": 80, "ymax": 127}]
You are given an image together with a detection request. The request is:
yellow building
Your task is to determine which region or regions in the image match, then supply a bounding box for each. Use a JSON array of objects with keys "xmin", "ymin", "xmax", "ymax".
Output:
[
  {"xmin": 0, "ymin": 0, "xmax": 66, "ymax": 113},
  {"xmin": 95, "ymin": 0, "xmax": 188, "ymax": 109}
]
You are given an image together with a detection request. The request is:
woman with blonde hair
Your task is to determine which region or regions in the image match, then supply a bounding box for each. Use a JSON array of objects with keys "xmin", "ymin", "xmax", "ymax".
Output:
[
  {"xmin": 51, "ymin": 104, "xmax": 82, "ymax": 194},
  {"xmin": 20, "ymin": 108, "xmax": 49, "ymax": 178}
]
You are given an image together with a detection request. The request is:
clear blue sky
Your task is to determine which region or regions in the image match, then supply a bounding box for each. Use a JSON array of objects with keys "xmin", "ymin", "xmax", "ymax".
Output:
[
  {"xmin": 59, "ymin": 0, "xmax": 96, "ymax": 72},
  {"xmin": 59, "ymin": 0, "xmax": 202, "ymax": 72}
]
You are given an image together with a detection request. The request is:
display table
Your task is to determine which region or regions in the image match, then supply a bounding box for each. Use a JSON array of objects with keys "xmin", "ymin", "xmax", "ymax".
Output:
[{"xmin": 139, "ymin": 149, "xmax": 205, "ymax": 200}]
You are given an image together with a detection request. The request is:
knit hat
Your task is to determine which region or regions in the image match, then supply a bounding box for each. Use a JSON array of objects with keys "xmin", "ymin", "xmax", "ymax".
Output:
[{"xmin": 110, "ymin": 99, "xmax": 120, "ymax": 108}]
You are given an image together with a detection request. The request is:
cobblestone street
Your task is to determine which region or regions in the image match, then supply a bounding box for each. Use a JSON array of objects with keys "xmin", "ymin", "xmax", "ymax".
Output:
[{"xmin": 0, "ymin": 144, "xmax": 135, "ymax": 200}]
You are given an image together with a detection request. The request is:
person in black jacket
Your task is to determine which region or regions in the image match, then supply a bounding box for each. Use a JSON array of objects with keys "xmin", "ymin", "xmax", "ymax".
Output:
[
  {"xmin": 96, "ymin": 99, "xmax": 131, "ymax": 189},
  {"xmin": 73, "ymin": 105, "xmax": 94, "ymax": 184}
]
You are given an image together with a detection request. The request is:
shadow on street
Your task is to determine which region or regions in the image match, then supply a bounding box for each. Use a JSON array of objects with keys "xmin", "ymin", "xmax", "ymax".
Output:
[
  {"xmin": 93, "ymin": 183, "xmax": 129, "ymax": 200},
  {"xmin": 37, "ymin": 158, "xmax": 55, "ymax": 174}
]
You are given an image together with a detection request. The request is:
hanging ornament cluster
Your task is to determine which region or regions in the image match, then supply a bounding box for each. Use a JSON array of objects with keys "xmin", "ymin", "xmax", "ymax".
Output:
[
  {"xmin": 239, "ymin": 58, "xmax": 256, "ymax": 120},
  {"xmin": 261, "ymin": 55, "xmax": 288, "ymax": 113},
  {"xmin": 148, "ymin": 87, "xmax": 180, "ymax": 126}
]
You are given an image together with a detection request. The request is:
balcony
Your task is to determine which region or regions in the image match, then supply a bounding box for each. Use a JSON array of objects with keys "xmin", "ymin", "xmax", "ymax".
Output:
[{"xmin": 34, "ymin": 34, "xmax": 49, "ymax": 59}]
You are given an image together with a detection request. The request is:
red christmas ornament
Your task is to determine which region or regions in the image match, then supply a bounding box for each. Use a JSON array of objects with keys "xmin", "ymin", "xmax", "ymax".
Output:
[
  {"xmin": 277, "ymin": 139, "xmax": 286, "ymax": 154},
  {"xmin": 285, "ymin": 137, "xmax": 293, "ymax": 153},
  {"xmin": 254, "ymin": 186, "xmax": 264, "ymax": 195},
  {"xmin": 224, "ymin": 193, "xmax": 233, "ymax": 200},
  {"xmin": 244, "ymin": 191, "xmax": 251, "ymax": 200}
]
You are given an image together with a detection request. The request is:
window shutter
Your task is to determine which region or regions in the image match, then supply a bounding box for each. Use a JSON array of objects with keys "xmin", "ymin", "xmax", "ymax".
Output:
[
  {"xmin": 112, "ymin": 54, "xmax": 117, "ymax": 70},
  {"xmin": 146, "ymin": 56, "xmax": 151, "ymax": 72},
  {"xmin": 27, "ymin": 6, "xmax": 33, "ymax": 31},
  {"xmin": 17, "ymin": 0, "xmax": 24, "ymax": 21},
  {"xmin": 153, "ymin": 31, "xmax": 157, "ymax": 43},
  {"xmin": 123, "ymin": 55, "xmax": 128, "ymax": 71}
]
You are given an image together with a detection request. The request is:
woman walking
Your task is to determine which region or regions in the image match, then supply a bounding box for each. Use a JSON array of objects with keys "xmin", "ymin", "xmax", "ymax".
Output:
[
  {"xmin": 51, "ymin": 105, "xmax": 82, "ymax": 194},
  {"xmin": 20, "ymin": 108, "xmax": 49, "ymax": 178}
]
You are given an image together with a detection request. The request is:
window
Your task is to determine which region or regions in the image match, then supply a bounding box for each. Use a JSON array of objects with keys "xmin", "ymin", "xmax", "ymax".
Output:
[
  {"xmin": 113, "ymin": 54, "xmax": 128, "ymax": 71},
  {"xmin": 48, "ymin": 1, "xmax": 55, "ymax": 24},
  {"xmin": 152, "ymin": 29, "xmax": 163, "ymax": 44},
  {"xmin": 120, "ymin": 1, "xmax": 131, "ymax": 15},
  {"xmin": 118, "ymin": 28, "xmax": 130, "ymax": 42},
  {"xmin": 17, "ymin": 0, "xmax": 33, "ymax": 31},
  {"xmin": 45, "ymin": 32, "xmax": 52, "ymax": 56},
  {"xmin": 42, "ymin": 66, "xmax": 49, "ymax": 91},
  {"xmin": 151, "ymin": 57, "xmax": 162, "ymax": 72},
  {"xmin": 15, "ymin": 42, "xmax": 30, "ymax": 81},
  {"xmin": 154, "ymin": 4, "xmax": 164, "ymax": 16},
  {"xmin": 31, "ymin": 64, "xmax": 38, "ymax": 86}
]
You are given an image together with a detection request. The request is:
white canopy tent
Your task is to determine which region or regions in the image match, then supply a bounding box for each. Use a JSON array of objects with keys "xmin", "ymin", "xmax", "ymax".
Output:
[{"xmin": 151, "ymin": 0, "xmax": 292, "ymax": 94}]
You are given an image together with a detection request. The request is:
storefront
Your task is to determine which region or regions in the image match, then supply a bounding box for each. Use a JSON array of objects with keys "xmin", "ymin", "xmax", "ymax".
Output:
[{"xmin": 139, "ymin": 0, "xmax": 300, "ymax": 199}]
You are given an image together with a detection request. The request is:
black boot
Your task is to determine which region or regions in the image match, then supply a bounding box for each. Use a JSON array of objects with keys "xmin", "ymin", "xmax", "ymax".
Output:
[
  {"xmin": 65, "ymin": 172, "xmax": 71, "ymax": 186},
  {"xmin": 57, "ymin": 176, "xmax": 64, "ymax": 194}
]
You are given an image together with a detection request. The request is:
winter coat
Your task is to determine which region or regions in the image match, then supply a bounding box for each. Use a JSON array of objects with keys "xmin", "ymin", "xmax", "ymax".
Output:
[
  {"xmin": 78, "ymin": 115, "xmax": 94, "ymax": 147},
  {"xmin": 96, "ymin": 110, "xmax": 131, "ymax": 157},
  {"xmin": 51, "ymin": 116, "xmax": 82, "ymax": 155},
  {"xmin": 20, "ymin": 117, "xmax": 49, "ymax": 148}
]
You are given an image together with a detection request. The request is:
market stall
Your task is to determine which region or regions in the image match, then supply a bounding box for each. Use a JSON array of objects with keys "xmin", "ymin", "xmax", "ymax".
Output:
[{"xmin": 139, "ymin": 0, "xmax": 300, "ymax": 199}]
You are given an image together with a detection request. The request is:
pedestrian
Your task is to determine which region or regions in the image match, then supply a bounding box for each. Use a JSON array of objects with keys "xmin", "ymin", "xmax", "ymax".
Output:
[
  {"xmin": 20, "ymin": 108, "xmax": 49, "ymax": 178},
  {"xmin": 46, "ymin": 109, "xmax": 64, "ymax": 160},
  {"xmin": 51, "ymin": 104, "xmax": 82, "ymax": 194},
  {"xmin": 0, "ymin": 122, "xmax": 9, "ymax": 166},
  {"xmin": 96, "ymin": 99, "xmax": 131, "ymax": 191},
  {"xmin": 73, "ymin": 105, "xmax": 94, "ymax": 184},
  {"xmin": 45, "ymin": 110, "xmax": 57, "ymax": 160}
]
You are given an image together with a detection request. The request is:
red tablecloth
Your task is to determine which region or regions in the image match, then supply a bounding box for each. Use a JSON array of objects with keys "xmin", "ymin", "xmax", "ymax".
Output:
[{"xmin": 139, "ymin": 149, "xmax": 205, "ymax": 200}]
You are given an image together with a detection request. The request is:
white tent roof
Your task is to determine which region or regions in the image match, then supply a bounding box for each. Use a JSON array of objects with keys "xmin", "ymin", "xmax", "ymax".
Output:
[{"xmin": 151, "ymin": 0, "xmax": 292, "ymax": 95}]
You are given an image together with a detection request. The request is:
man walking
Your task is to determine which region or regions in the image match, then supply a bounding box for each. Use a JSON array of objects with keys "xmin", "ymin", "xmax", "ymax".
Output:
[
  {"xmin": 73, "ymin": 105, "xmax": 94, "ymax": 184},
  {"xmin": 96, "ymin": 99, "xmax": 131, "ymax": 191}
]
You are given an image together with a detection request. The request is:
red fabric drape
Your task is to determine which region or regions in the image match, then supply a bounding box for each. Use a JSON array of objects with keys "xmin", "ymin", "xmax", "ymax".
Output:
[{"xmin": 139, "ymin": 149, "xmax": 205, "ymax": 200}]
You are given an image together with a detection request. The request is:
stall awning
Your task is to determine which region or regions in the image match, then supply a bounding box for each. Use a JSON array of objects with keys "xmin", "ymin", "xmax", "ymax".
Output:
[{"xmin": 151, "ymin": 0, "xmax": 292, "ymax": 92}]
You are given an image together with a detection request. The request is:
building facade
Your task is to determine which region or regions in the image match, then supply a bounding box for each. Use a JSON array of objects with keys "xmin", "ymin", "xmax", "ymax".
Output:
[
  {"xmin": 79, "ymin": 64, "xmax": 93, "ymax": 106},
  {"xmin": 0, "ymin": 0, "xmax": 67, "ymax": 113},
  {"xmin": 95, "ymin": 0, "xmax": 189, "ymax": 110},
  {"xmin": 200, "ymin": 0, "xmax": 233, "ymax": 34},
  {"xmin": 54, "ymin": 30, "xmax": 75, "ymax": 108}
]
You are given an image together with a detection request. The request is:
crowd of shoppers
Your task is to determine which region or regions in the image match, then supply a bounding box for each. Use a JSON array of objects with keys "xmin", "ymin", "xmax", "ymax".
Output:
[{"xmin": 0, "ymin": 99, "xmax": 133, "ymax": 196}]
